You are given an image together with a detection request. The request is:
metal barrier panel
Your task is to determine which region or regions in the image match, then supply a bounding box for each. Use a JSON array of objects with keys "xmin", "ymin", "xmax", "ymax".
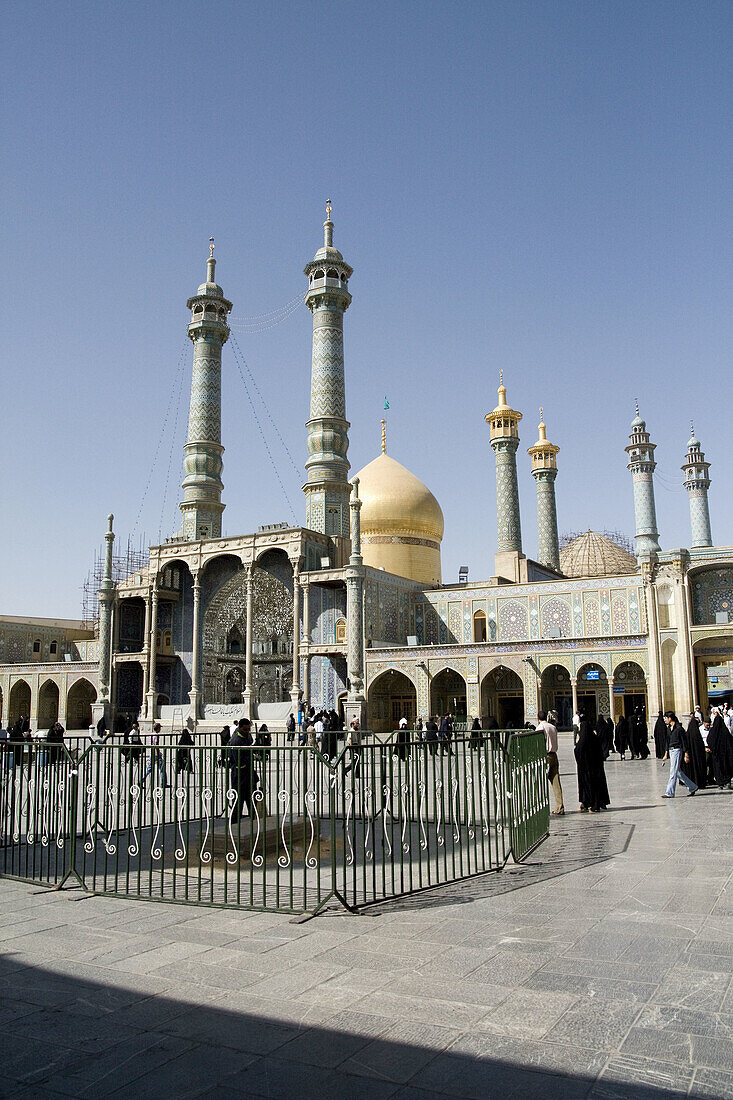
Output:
[
  {"xmin": 73, "ymin": 743, "xmax": 335, "ymax": 914},
  {"xmin": 335, "ymin": 733, "xmax": 509, "ymax": 908},
  {"xmin": 0, "ymin": 730, "xmax": 549, "ymax": 912},
  {"xmin": 505, "ymin": 730, "xmax": 550, "ymax": 861},
  {"xmin": 0, "ymin": 742, "xmax": 75, "ymax": 886}
]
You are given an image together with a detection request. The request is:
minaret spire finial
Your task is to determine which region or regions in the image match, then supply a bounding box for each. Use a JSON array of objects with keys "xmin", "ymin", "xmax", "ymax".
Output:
[
  {"xmin": 381, "ymin": 418, "xmax": 386, "ymax": 454},
  {"xmin": 690, "ymin": 419, "xmax": 695, "ymax": 438},
  {"xmin": 635, "ymin": 398, "xmax": 639, "ymax": 417},
  {"xmin": 324, "ymin": 199, "xmax": 333, "ymax": 248},
  {"xmin": 207, "ymin": 237, "xmax": 216, "ymax": 283}
]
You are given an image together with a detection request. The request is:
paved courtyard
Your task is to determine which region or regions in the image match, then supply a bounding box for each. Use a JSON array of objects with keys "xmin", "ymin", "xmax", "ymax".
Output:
[{"xmin": 1, "ymin": 735, "xmax": 732, "ymax": 1099}]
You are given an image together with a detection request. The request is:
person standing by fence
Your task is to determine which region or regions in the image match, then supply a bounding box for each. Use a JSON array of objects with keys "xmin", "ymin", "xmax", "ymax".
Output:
[
  {"xmin": 537, "ymin": 709, "xmax": 564, "ymax": 816},
  {"xmin": 142, "ymin": 723, "xmax": 168, "ymax": 788}
]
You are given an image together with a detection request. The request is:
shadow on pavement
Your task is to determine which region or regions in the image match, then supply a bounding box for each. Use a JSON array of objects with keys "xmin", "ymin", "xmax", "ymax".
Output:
[
  {"xmin": 365, "ymin": 820, "xmax": 635, "ymax": 913},
  {"xmin": 0, "ymin": 954, "xmax": 689, "ymax": 1099}
]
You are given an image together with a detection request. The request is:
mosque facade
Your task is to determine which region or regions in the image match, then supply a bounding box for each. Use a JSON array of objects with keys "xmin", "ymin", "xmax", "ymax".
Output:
[{"xmin": 3, "ymin": 212, "xmax": 733, "ymax": 734}]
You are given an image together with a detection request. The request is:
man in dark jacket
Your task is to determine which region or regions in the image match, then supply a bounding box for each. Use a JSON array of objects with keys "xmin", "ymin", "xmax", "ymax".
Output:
[
  {"xmin": 662, "ymin": 711, "xmax": 697, "ymax": 799},
  {"xmin": 228, "ymin": 718, "xmax": 255, "ymax": 821}
]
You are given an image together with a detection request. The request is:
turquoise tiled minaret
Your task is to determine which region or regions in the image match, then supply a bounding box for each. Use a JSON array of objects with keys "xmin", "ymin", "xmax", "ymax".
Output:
[
  {"xmin": 682, "ymin": 423, "xmax": 712, "ymax": 548},
  {"xmin": 303, "ymin": 203, "xmax": 352, "ymax": 537},
  {"xmin": 180, "ymin": 241, "xmax": 232, "ymax": 541},
  {"xmin": 625, "ymin": 403, "xmax": 661, "ymax": 560},
  {"xmin": 486, "ymin": 374, "xmax": 523, "ymax": 554},
  {"xmin": 528, "ymin": 409, "xmax": 560, "ymax": 571}
]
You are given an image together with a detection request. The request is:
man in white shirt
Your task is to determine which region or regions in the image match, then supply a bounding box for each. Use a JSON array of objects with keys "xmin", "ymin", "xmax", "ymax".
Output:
[{"xmin": 537, "ymin": 709, "xmax": 564, "ymax": 816}]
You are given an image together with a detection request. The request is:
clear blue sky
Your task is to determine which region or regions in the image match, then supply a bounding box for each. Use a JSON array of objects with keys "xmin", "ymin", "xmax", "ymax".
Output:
[{"xmin": 2, "ymin": 0, "xmax": 732, "ymax": 616}]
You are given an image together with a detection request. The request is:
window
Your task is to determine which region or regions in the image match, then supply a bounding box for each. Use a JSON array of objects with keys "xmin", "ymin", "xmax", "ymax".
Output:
[
  {"xmin": 327, "ymin": 269, "xmax": 339, "ymax": 279},
  {"xmin": 314, "ymin": 269, "xmax": 324, "ymax": 279},
  {"xmin": 33, "ymin": 639, "xmax": 41, "ymax": 654},
  {"xmin": 473, "ymin": 611, "xmax": 487, "ymax": 643},
  {"xmin": 50, "ymin": 641, "xmax": 58, "ymax": 655},
  {"xmin": 335, "ymin": 618, "xmax": 347, "ymax": 644},
  {"xmin": 163, "ymin": 631, "xmax": 172, "ymax": 654}
]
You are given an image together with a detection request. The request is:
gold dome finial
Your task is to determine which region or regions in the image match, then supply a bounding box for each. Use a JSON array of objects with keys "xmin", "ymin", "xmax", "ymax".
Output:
[
  {"xmin": 538, "ymin": 407, "xmax": 546, "ymax": 441},
  {"xmin": 324, "ymin": 199, "xmax": 334, "ymax": 247},
  {"xmin": 326, "ymin": 198, "xmax": 332, "ymax": 221},
  {"xmin": 206, "ymin": 237, "xmax": 216, "ymax": 282},
  {"xmin": 497, "ymin": 369, "xmax": 507, "ymax": 408},
  {"xmin": 381, "ymin": 418, "xmax": 386, "ymax": 454},
  {"xmin": 209, "ymin": 237, "xmax": 215, "ymax": 258}
]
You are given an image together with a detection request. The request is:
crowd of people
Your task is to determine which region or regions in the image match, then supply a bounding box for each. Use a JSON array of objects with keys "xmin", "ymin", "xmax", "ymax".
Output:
[{"xmin": 536, "ymin": 700, "xmax": 733, "ymax": 815}]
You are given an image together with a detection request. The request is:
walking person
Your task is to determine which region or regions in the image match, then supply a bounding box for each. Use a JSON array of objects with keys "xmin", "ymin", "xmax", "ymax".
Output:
[
  {"xmin": 684, "ymin": 715, "xmax": 708, "ymax": 790},
  {"xmin": 537, "ymin": 709, "xmax": 564, "ymax": 816},
  {"xmin": 615, "ymin": 713, "xmax": 630, "ymax": 760},
  {"xmin": 343, "ymin": 718, "xmax": 361, "ymax": 779},
  {"xmin": 653, "ymin": 713, "xmax": 667, "ymax": 760},
  {"xmin": 662, "ymin": 711, "xmax": 697, "ymax": 798},
  {"xmin": 706, "ymin": 711, "xmax": 733, "ymax": 790},
  {"xmin": 286, "ymin": 713, "xmax": 296, "ymax": 742},
  {"xmin": 574, "ymin": 717, "xmax": 610, "ymax": 812},
  {"xmin": 175, "ymin": 728, "xmax": 194, "ymax": 776},
  {"xmin": 142, "ymin": 723, "xmax": 168, "ymax": 788},
  {"xmin": 227, "ymin": 718, "xmax": 255, "ymax": 820}
]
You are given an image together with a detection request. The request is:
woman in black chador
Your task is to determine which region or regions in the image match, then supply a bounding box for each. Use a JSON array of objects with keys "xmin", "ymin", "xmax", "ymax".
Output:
[
  {"xmin": 684, "ymin": 717, "xmax": 708, "ymax": 790},
  {"xmin": 707, "ymin": 713, "xmax": 733, "ymax": 790},
  {"xmin": 574, "ymin": 718, "xmax": 610, "ymax": 813},
  {"xmin": 630, "ymin": 708, "xmax": 650, "ymax": 759},
  {"xmin": 653, "ymin": 714, "xmax": 668, "ymax": 760},
  {"xmin": 614, "ymin": 714, "xmax": 630, "ymax": 760},
  {"xmin": 596, "ymin": 716, "xmax": 613, "ymax": 760}
]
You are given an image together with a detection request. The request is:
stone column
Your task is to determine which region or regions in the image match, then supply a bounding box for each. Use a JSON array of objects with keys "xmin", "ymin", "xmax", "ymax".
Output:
[
  {"xmin": 97, "ymin": 515, "xmax": 115, "ymax": 704},
  {"xmin": 644, "ymin": 579, "xmax": 663, "ymax": 718},
  {"xmin": 302, "ymin": 581, "xmax": 311, "ymax": 646},
  {"xmin": 344, "ymin": 478, "xmax": 367, "ymax": 729},
  {"xmin": 93, "ymin": 514, "xmax": 116, "ymax": 732},
  {"xmin": 141, "ymin": 587, "xmax": 152, "ymax": 701},
  {"xmin": 189, "ymin": 573, "xmax": 201, "ymax": 720},
  {"xmin": 241, "ymin": 565, "xmax": 254, "ymax": 720},
  {"xmin": 678, "ymin": 575, "xmax": 695, "ymax": 722},
  {"xmin": 571, "ymin": 677, "xmax": 579, "ymax": 717},
  {"xmin": 290, "ymin": 561, "xmax": 301, "ymax": 716},
  {"xmin": 146, "ymin": 581, "xmax": 159, "ymax": 720},
  {"xmin": 607, "ymin": 677, "xmax": 615, "ymax": 721}
]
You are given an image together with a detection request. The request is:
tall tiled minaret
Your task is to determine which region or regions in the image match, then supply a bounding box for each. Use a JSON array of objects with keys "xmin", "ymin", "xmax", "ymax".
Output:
[
  {"xmin": 527, "ymin": 409, "xmax": 560, "ymax": 571},
  {"xmin": 682, "ymin": 422, "xmax": 712, "ymax": 548},
  {"xmin": 625, "ymin": 402, "xmax": 661, "ymax": 560},
  {"xmin": 179, "ymin": 240, "xmax": 232, "ymax": 541},
  {"xmin": 303, "ymin": 202, "xmax": 352, "ymax": 537},
  {"xmin": 487, "ymin": 373, "xmax": 523, "ymax": 554}
]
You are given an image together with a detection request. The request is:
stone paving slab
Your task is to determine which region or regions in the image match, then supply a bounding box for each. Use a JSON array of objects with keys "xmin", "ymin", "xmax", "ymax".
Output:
[{"xmin": 1, "ymin": 737, "xmax": 732, "ymax": 1097}]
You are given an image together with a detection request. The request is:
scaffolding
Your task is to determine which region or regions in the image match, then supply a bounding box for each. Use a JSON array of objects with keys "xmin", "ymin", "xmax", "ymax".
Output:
[
  {"xmin": 81, "ymin": 534, "xmax": 149, "ymax": 630},
  {"xmin": 559, "ymin": 528, "xmax": 634, "ymax": 556}
]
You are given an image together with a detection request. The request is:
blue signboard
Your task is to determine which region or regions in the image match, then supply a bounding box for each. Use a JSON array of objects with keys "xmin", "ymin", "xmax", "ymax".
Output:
[{"xmin": 585, "ymin": 670, "xmax": 600, "ymax": 680}]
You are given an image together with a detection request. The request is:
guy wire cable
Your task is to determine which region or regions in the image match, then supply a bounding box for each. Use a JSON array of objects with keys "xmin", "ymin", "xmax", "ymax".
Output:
[
  {"xmin": 158, "ymin": 351, "xmax": 188, "ymax": 541},
  {"xmin": 229, "ymin": 341, "xmax": 298, "ymax": 523},
  {"xmin": 230, "ymin": 334, "xmax": 302, "ymax": 481},
  {"xmin": 132, "ymin": 340, "xmax": 189, "ymax": 535}
]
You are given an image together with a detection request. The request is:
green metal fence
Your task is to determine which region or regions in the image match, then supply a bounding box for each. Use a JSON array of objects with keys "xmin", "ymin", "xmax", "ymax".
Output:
[{"xmin": 0, "ymin": 729, "xmax": 548, "ymax": 915}]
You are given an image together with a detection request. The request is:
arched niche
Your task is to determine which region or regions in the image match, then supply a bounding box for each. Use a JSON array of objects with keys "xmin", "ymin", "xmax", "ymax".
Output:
[
  {"xmin": 367, "ymin": 668, "xmax": 417, "ymax": 733},
  {"xmin": 481, "ymin": 666, "xmax": 524, "ymax": 729},
  {"xmin": 430, "ymin": 667, "xmax": 467, "ymax": 719},
  {"xmin": 66, "ymin": 678, "xmax": 97, "ymax": 729}
]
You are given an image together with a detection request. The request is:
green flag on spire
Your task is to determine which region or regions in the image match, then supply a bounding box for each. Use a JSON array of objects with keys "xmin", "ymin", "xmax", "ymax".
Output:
[{"xmin": 384, "ymin": 397, "xmax": 390, "ymax": 410}]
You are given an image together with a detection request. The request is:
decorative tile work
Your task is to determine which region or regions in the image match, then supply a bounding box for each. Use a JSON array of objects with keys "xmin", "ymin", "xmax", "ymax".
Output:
[
  {"xmin": 449, "ymin": 603, "xmax": 462, "ymax": 643},
  {"xmin": 600, "ymin": 590, "xmax": 612, "ymax": 635},
  {"xmin": 493, "ymin": 441, "xmax": 523, "ymax": 552},
  {"xmin": 534, "ymin": 472, "xmax": 560, "ymax": 570},
  {"xmin": 498, "ymin": 599, "xmax": 529, "ymax": 641},
  {"xmin": 691, "ymin": 567, "xmax": 733, "ymax": 625},
  {"xmin": 688, "ymin": 491, "xmax": 713, "ymax": 548},
  {"xmin": 540, "ymin": 596, "xmax": 572, "ymax": 639},
  {"xmin": 529, "ymin": 595, "xmax": 540, "ymax": 640},
  {"xmin": 612, "ymin": 595, "xmax": 628, "ymax": 634},
  {"xmin": 583, "ymin": 595, "xmax": 599, "ymax": 637}
]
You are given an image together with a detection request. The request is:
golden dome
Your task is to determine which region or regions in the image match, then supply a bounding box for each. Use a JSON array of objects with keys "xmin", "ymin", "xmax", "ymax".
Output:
[
  {"xmin": 560, "ymin": 531, "xmax": 638, "ymax": 578},
  {"xmin": 355, "ymin": 452, "xmax": 444, "ymax": 585}
]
